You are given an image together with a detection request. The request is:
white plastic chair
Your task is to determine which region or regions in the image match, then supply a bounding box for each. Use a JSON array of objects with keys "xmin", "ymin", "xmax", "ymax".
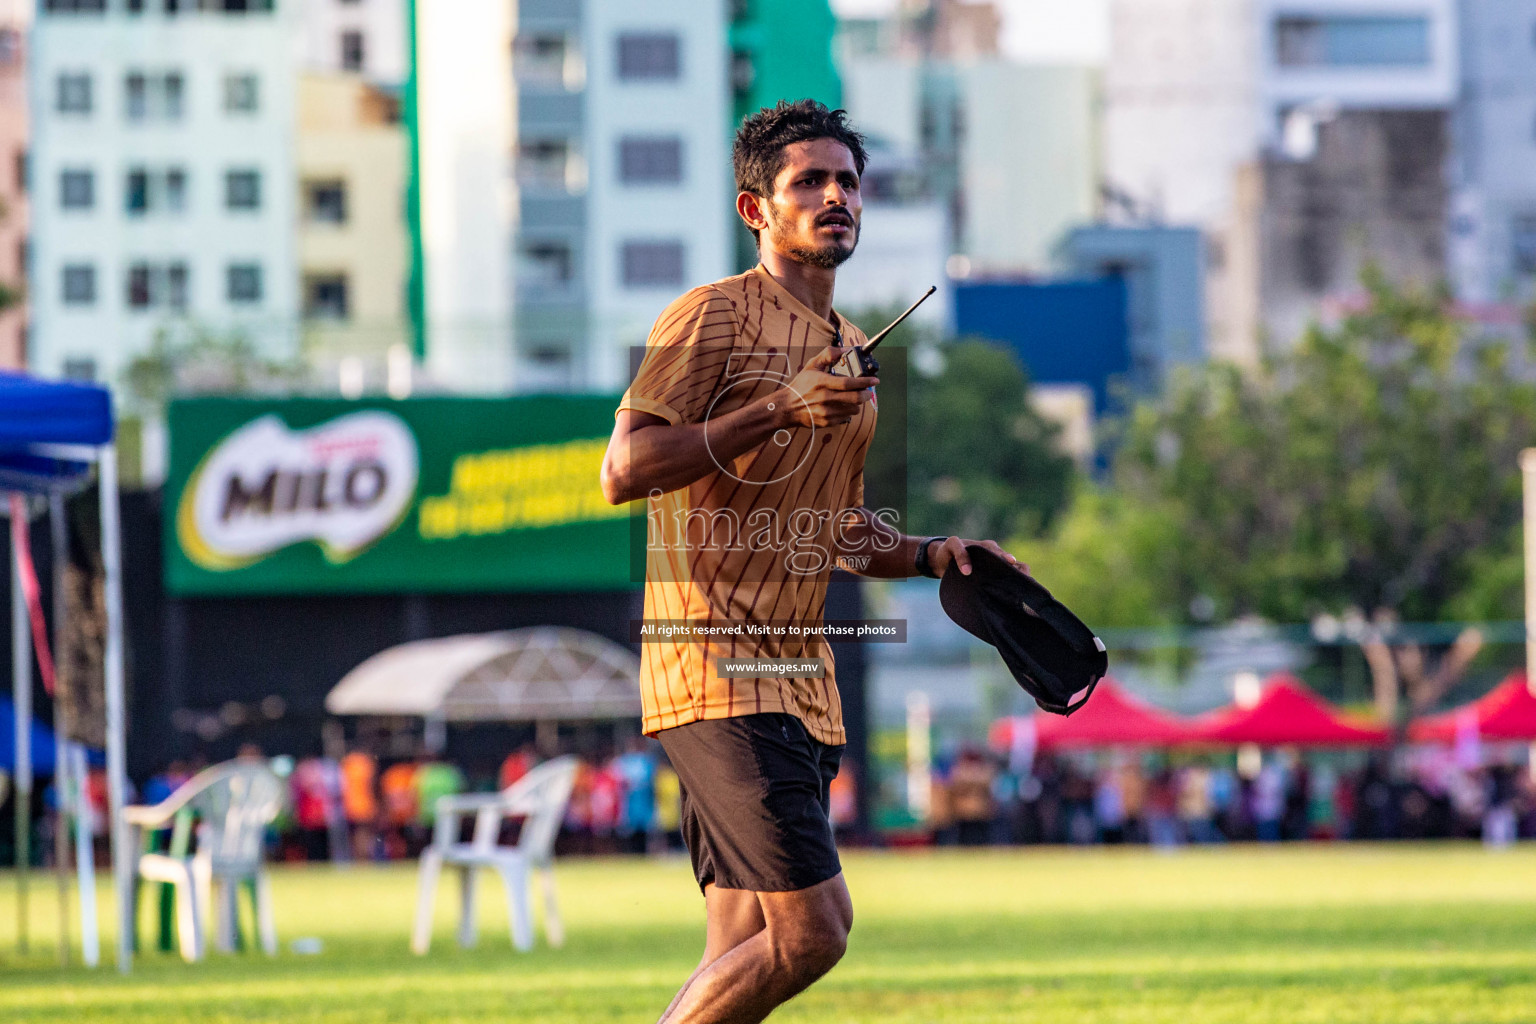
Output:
[
  {"xmin": 411, "ymin": 755, "xmax": 579, "ymax": 954},
  {"xmin": 123, "ymin": 760, "xmax": 284, "ymax": 962}
]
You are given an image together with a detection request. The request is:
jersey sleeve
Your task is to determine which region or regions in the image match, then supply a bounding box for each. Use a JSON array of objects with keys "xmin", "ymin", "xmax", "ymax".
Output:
[{"xmin": 618, "ymin": 288, "xmax": 739, "ymax": 426}]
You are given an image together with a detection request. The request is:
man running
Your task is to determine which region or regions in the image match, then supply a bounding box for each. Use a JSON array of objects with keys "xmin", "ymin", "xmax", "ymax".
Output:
[{"xmin": 601, "ymin": 99, "xmax": 1022, "ymax": 1024}]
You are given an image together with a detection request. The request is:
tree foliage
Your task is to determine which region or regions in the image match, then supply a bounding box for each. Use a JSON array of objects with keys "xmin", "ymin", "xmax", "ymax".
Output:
[
  {"xmin": 1020, "ymin": 271, "xmax": 1536, "ymax": 629},
  {"xmin": 846, "ymin": 300, "xmax": 1075, "ymax": 543},
  {"xmin": 123, "ymin": 325, "xmax": 306, "ymax": 414},
  {"xmin": 906, "ymin": 341, "xmax": 1075, "ymax": 541}
]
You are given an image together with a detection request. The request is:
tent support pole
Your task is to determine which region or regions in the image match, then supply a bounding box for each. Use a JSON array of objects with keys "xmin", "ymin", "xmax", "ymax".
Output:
[
  {"xmin": 98, "ymin": 447, "xmax": 130, "ymax": 973},
  {"xmin": 1523, "ymin": 449, "xmax": 1536, "ymax": 779},
  {"xmin": 12, "ymin": 496, "xmax": 32, "ymax": 956},
  {"xmin": 73, "ymin": 743, "xmax": 98, "ymax": 967},
  {"xmin": 49, "ymin": 492, "xmax": 70, "ymax": 965}
]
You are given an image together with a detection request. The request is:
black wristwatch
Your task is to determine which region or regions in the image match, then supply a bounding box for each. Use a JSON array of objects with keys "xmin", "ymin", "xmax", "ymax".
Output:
[{"xmin": 914, "ymin": 536, "xmax": 945, "ymax": 579}]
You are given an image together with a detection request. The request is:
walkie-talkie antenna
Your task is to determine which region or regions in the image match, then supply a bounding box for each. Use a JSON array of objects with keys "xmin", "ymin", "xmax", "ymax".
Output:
[{"xmin": 862, "ymin": 285, "xmax": 936, "ymax": 354}]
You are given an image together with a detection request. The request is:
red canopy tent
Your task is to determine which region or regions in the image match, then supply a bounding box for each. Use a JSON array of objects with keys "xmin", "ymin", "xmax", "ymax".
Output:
[
  {"xmin": 1408, "ymin": 672, "xmax": 1536, "ymax": 743},
  {"xmin": 1186, "ymin": 673, "xmax": 1390, "ymax": 747},
  {"xmin": 989, "ymin": 677, "xmax": 1194, "ymax": 752}
]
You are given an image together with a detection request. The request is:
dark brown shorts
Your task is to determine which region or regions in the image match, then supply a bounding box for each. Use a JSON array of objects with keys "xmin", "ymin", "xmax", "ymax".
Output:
[{"xmin": 657, "ymin": 712, "xmax": 844, "ymax": 894}]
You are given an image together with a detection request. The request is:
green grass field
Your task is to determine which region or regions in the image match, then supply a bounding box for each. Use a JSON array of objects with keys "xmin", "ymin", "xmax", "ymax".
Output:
[{"xmin": 2, "ymin": 844, "xmax": 1535, "ymax": 1023}]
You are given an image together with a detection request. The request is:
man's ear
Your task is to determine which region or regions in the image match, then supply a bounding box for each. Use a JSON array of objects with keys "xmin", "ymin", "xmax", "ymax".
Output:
[{"xmin": 736, "ymin": 191, "xmax": 770, "ymax": 234}]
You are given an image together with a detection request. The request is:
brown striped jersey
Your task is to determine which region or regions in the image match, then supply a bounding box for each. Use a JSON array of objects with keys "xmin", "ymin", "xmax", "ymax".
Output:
[{"xmin": 618, "ymin": 264, "xmax": 878, "ymax": 745}]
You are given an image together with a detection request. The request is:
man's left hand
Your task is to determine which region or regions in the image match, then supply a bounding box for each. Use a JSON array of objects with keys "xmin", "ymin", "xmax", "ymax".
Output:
[{"xmin": 927, "ymin": 537, "xmax": 1028, "ymax": 578}]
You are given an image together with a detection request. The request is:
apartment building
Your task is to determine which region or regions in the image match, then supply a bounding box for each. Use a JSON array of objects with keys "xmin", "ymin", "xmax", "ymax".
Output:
[
  {"xmin": 296, "ymin": 73, "xmax": 407, "ymax": 382},
  {"xmin": 299, "ymin": 0, "xmax": 404, "ymax": 82},
  {"xmin": 840, "ymin": 45, "xmax": 1099, "ymax": 281},
  {"xmin": 414, "ymin": 0, "xmax": 730, "ymax": 393},
  {"xmin": 0, "ymin": 0, "xmax": 28, "ymax": 369},
  {"xmin": 30, "ymin": 0, "xmax": 298, "ymax": 384},
  {"xmin": 1104, "ymin": 0, "xmax": 1459, "ymax": 358},
  {"xmin": 1450, "ymin": 0, "xmax": 1536, "ymax": 307}
]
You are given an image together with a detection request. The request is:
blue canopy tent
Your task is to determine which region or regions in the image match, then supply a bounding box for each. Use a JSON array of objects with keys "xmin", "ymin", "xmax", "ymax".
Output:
[
  {"xmin": 0, "ymin": 697, "xmax": 104, "ymax": 773},
  {"xmin": 0, "ymin": 371, "xmax": 126, "ymax": 971},
  {"xmin": 0, "ymin": 695, "xmax": 63, "ymax": 774}
]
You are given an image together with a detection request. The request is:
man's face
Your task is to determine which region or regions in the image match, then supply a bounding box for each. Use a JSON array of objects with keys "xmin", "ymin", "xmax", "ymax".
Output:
[{"xmin": 754, "ymin": 138, "xmax": 862, "ymax": 269}]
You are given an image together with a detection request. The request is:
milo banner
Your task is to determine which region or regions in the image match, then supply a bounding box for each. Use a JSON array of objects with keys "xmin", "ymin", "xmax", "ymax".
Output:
[{"xmin": 165, "ymin": 396, "xmax": 638, "ymax": 596}]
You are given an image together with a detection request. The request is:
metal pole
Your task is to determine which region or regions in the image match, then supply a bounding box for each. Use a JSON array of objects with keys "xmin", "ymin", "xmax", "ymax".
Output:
[
  {"xmin": 71, "ymin": 743, "xmax": 98, "ymax": 968},
  {"xmin": 49, "ymin": 491, "xmax": 70, "ymax": 965},
  {"xmin": 11, "ymin": 496, "xmax": 31, "ymax": 955},
  {"xmin": 1523, "ymin": 449, "xmax": 1536, "ymax": 694},
  {"xmin": 404, "ymin": 0, "xmax": 427, "ymax": 361},
  {"xmin": 97, "ymin": 447, "xmax": 131, "ymax": 973},
  {"xmin": 1521, "ymin": 449, "xmax": 1536, "ymax": 780},
  {"xmin": 905, "ymin": 690, "xmax": 931, "ymax": 822}
]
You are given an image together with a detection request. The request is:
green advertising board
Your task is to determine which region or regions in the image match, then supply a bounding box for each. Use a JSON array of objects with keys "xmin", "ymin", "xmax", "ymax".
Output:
[{"xmin": 165, "ymin": 396, "xmax": 640, "ymax": 596}]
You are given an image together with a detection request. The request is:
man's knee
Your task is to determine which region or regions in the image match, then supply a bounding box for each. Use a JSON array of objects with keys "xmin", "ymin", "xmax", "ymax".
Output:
[{"xmin": 770, "ymin": 909, "xmax": 849, "ymax": 984}]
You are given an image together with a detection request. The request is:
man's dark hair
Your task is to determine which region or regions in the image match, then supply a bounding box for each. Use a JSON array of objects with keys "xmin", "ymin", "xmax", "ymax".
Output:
[{"xmin": 733, "ymin": 99, "xmax": 868, "ymax": 242}]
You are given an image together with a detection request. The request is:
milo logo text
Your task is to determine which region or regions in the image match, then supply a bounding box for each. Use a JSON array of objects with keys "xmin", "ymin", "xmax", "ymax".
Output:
[{"xmin": 177, "ymin": 412, "xmax": 419, "ymax": 570}]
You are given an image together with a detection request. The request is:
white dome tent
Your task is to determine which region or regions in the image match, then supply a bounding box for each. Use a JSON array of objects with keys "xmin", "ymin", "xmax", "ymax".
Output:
[{"xmin": 326, "ymin": 627, "xmax": 641, "ymax": 748}]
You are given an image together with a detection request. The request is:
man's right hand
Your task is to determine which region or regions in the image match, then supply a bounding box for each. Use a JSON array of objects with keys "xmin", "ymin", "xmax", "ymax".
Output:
[{"xmin": 775, "ymin": 345, "xmax": 878, "ymax": 428}]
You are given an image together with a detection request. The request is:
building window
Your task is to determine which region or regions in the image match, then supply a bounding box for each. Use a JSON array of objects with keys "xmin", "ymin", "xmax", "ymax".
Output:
[
  {"xmin": 127, "ymin": 264, "xmax": 151, "ymax": 308},
  {"xmin": 56, "ymin": 73, "xmax": 91, "ymax": 114},
  {"xmin": 44, "ymin": 0, "xmax": 106, "ymax": 12},
  {"xmin": 514, "ymin": 34, "xmax": 572, "ymax": 88},
  {"xmin": 305, "ymin": 274, "xmax": 349, "ymax": 319},
  {"xmin": 62, "ymin": 357, "xmax": 96, "ymax": 381},
  {"xmin": 528, "ymin": 345, "xmax": 571, "ymax": 366},
  {"xmin": 1513, "ymin": 215, "xmax": 1536, "ymax": 275},
  {"xmin": 125, "ymin": 73, "xmax": 146, "ymax": 120},
  {"xmin": 163, "ymin": 72, "xmax": 184, "ymax": 118},
  {"xmin": 61, "ymin": 264, "xmax": 95, "ymax": 305},
  {"xmin": 621, "ymin": 240, "xmax": 684, "ymax": 288},
  {"xmin": 165, "ymin": 168, "xmax": 187, "ymax": 212},
  {"xmin": 127, "ymin": 261, "xmax": 189, "ymax": 310},
  {"xmin": 616, "ymin": 33, "xmax": 680, "ymax": 81},
  {"xmin": 517, "ymin": 140, "xmax": 572, "ymax": 191},
  {"xmin": 126, "ymin": 168, "xmax": 148, "ymax": 214},
  {"xmin": 227, "ymin": 263, "xmax": 262, "ymax": 303},
  {"xmin": 165, "ymin": 261, "xmax": 188, "ymax": 310},
  {"xmin": 225, "ymin": 169, "xmax": 261, "ymax": 210},
  {"xmin": 305, "ymin": 180, "xmax": 347, "ymax": 223},
  {"xmin": 730, "ymin": 51, "xmax": 754, "ymax": 94},
  {"xmin": 125, "ymin": 71, "xmax": 184, "ymax": 122},
  {"xmin": 619, "ymin": 136, "xmax": 683, "ymax": 185},
  {"xmin": 125, "ymin": 167, "xmax": 185, "ymax": 215},
  {"xmin": 519, "ymin": 240, "xmax": 575, "ymax": 289},
  {"xmin": 60, "ymin": 168, "xmax": 94, "ymax": 210},
  {"xmin": 1274, "ymin": 16, "xmax": 1430, "ymax": 68},
  {"xmin": 223, "ymin": 72, "xmax": 259, "ymax": 114},
  {"xmin": 340, "ymin": 30, "xmax": 365, "ymax": 72}
]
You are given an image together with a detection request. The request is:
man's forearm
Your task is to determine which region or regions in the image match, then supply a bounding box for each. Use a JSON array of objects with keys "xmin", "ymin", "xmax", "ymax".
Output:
[
  {"xmin": 835, "ymin": 510, "xmax": 937, "ymax": 578},
  {"xmin": 607, "ymin": 395, "xmax": 789, "ymax": 504}
]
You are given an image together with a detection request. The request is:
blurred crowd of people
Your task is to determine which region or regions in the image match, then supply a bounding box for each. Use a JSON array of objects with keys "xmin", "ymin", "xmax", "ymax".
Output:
[
  {"xmin": 17, "ymin": 736, "xmax": 1534, "ymax": 866},
  {"xmin": 131, "ymin": 738, "xmax": 858, "ymax": 863},
  {"xmin": 925, "ymin": 746, "xmax": 1536, "ymax": 848},
  {"xmin": 135, "ymin": 740, "xmax": 669, "ymax": 862}
]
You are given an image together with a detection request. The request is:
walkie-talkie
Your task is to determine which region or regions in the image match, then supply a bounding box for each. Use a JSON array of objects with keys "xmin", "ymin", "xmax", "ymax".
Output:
[{"xmin": 831, "ymin": 285, "xmax": 937, "ymax": 379}]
